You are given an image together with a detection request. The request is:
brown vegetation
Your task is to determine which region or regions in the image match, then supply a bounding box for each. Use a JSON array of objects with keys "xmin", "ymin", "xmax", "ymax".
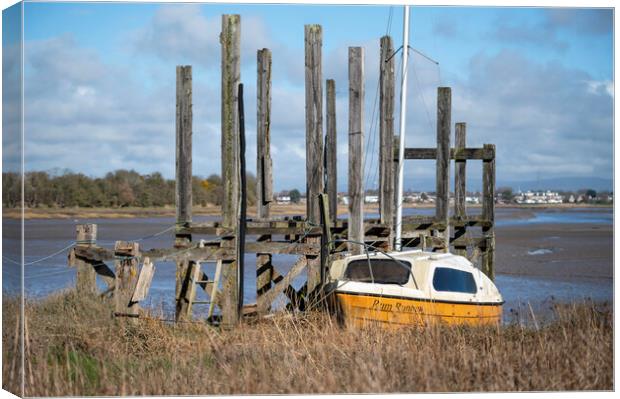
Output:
[{"xmin": 2, "ymin": 291, "xmax": 612, "ymax": 396}]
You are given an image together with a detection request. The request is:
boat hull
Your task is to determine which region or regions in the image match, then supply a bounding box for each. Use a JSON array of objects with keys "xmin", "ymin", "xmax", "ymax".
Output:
[{"xmin": 336, "ymin": 292, "xmax": 502, "ymax": 328}]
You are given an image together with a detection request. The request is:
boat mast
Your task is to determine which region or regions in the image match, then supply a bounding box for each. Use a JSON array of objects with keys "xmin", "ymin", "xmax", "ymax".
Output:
[{"xmin": 395, "ymin": 5, "xmax": 410, "ymax": 251}]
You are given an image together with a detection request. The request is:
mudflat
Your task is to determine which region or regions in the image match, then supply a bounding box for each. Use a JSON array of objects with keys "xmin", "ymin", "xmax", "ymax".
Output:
[{"xmin": 495, "ymin": 222, "xmax": 612, "ymax": 280}]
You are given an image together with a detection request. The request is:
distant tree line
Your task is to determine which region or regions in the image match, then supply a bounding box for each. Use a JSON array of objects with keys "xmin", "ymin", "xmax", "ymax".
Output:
[{"xmin": 2, "ymin": 170, "xmax": 258, "ymax": 208}]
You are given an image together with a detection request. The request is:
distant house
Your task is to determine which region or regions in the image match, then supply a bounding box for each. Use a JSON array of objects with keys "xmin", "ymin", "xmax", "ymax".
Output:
[
  {"xmin": 364, "ymin": 195, "xmax": 379, "ymax": 204},
  {"xmin": 276, "ymin": 196, "xmax": 291, "ymax": 204}
]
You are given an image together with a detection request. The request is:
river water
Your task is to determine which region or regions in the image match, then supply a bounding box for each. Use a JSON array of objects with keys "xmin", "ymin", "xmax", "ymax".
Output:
[{"xmin": 2, "ymin": 207, "xmax": 613, "ymax": 322}]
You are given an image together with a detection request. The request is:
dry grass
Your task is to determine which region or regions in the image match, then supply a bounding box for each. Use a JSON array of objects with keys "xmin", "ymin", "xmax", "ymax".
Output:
[{"xmin": 2, "ymin": 291, "xmax": 613, "ymax": 396}]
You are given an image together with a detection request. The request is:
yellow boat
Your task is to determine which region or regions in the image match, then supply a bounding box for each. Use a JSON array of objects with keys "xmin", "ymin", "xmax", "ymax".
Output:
[{"xmin": 327, "ymin": 250, "xmax": 503, "ymax": 328}]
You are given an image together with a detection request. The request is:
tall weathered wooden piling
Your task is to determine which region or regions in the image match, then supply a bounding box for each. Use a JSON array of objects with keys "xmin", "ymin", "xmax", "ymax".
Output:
[
  {"xmin": 304, "ymin": 24, "xmax": 324, "ymax": 224},
  {"xmin": 304, "ymin": 24, "xmax": 323, "ymax": 294},
  {"xmin": 221, "ymin": 14, "xmax": 241, "ymax": 327},
  {"xmin": 221, "ymin": 14, "xmax": 241, "ymax": 228},
  {"xmin": 482, "ymin": 143, "xmax": 496, "ymax": 280},
  {"xmin": 326, "ymin": 79, "xmax": 338, "ymax": 224},
  {"xmin": 436, "ymin": 87, "xmax": 451, "ymax": 252},
  {"xmin": 348, "ymin": 47, "xmax": 364, "ymax": 255},
  {"xmin": 256, "ymin": 49, "xmax": 273, "ymax": 312},
  {"xmin": 454, "ymin": 122, "xmax": 467, "ymax": 256},
  {"xmin": 175, "ymin": 65, "xmax": 193, "ymax": 320},
  {"xmin": 73, "ymin": 224, "xmax": 98, "ymax": 294},
  {"xmin": 379, "ymin": 36, "xmax": 395, "ymax": 247}
]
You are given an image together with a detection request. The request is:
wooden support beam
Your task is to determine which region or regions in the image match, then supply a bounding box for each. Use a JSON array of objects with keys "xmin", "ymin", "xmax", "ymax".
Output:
[
  {"xmin": 114, "ymin": 241, "xmax": 140, "ymax": 319},
  {"xmin": 221, "ymin": 14, "xmax": 241, "ymax": 228},
  {"xmin": 348, "ymin": 46, "xmax": 364, "ymax": 255},
  {"xmin": 256, "ymin": 49, "xmax": 273, "ymax": 315},
  {"xmin": 73, "ymin": 224, "xmax": 98, "ymax": 294},
  {"xmin": 220, "ymin": 14, "xmax": 241, "ymax": 328},
  {"xmin": 304, "ymin": 24, "xmax": 324, "ymax": 224},
  {"xmin": 379, "ymin": 35, "xmax": 395, "ymax": 250},
  {"xmin": 399, "ymin": 147, "xmax": 495, "ymax": 161},
  {"xmin": 257, "ymin": 257, "xmax": 307, "ymax": 313},
  {"xmin": 257, "ymin": 48, "xmax": 273, "ymax": 219},
  {"xmin": 326, "ymin": 78, "xmax": 338, "ymax": 224},
  {"xmin": 454, "ymin": 122, "xmax": 467, "ymax": 257},
  {"xmin": 482, "ymin": 143, "xmax": 496, "ymax": 280},
  {"xmin": 176, "ymin": 66, "xmax": 193, "ymax": 233},
  {"xmin": 436, "ymin": 87, "xmax": 451, "ymax": 252}
]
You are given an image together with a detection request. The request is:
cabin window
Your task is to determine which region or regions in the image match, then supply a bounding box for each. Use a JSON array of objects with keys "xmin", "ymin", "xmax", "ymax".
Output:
[
  {"xmin": 344, "ymin": 259, "xmax": 411, "ymax": 285},
  {"xmin": 432, "ymin": 267, "xmax": 477, "ymax": 294}
]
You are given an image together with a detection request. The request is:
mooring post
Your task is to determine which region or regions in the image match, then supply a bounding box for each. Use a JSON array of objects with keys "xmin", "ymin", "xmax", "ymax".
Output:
[
  {"xmin": 114, "ymin": 241, "xmax": 140, "ymax": 319},
  {"xmin": 436, "ymin": 87, "xmax": 451, "ymax": 252},
  {"xmin": 482, "ymin": 143, "xmax": 496, "ymax": 280},
  {"xmin": 256, "ymin": 48, "xmax": 273, "ymax": 313},
  {"xmin": 348, "ymin": 47, "xmax": 364, "ymax": 255},
  {"xmin": 174, "ymin": 65, "xmax": 194, "ymax": 321},
  {"xmin": 379, "ymin": 36, "xmax": 395, "ymax": 249},
  {"xmin": 454, "ymin": 122, "xmax": 467, "ymax": 257},
  {"xmin": 326, "ymin": 78, "xmax": 338, "ymax": 224},
  {"xmin": 73, "ymin": 224, "xmax": 98, "ymax": 294},
  {"xmin": 304, "ymin": 24, "xmax": 323, "ymax": 294},
  {"xmin": 221, "ymin": 14, "xmax": 241, "ymax": 327}
]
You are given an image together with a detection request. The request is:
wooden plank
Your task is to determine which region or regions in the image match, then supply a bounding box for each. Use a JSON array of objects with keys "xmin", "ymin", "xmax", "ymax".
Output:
[
  {"xmin": 348, "ymin": 46, "xmax": 364, "ymax": 255},
  {"xmin": 114, "ymin": 241, "xmax": 140, "ymax": 319},
  {"xmin": 454, "ymin": 122, "xmax": 467, "ymax": 257},
  {"xmin": 304, "ymin": 24, "xmax": 324, "ymax": 224},
  {"xmin": 400, "ymin": 147, "xmax": 495, "ymax": 161},
  {"xmin": 131, "ymin": 257, "xmax": 155, "ymax": 303},
  {"xmin": 176, "ymin": 66, "xmax": 193, "ymax": 227},
  {"xmin": 436, "ymin": 87, "xmax": 451, "ymax": 252},
  {"xmin": 247, "ymin": 241, "xmax": 320, "ymax": 255},
  {"xmin": 258, "ymin": 257, "xmax": 307, "ymax": 313},
  {"xmin": 379, "ymin": 35, "xmax": 395, "ymax": 248},
  {"xmin": 257, "ymin": 48, "xmax": 273, "ymax": 219},
  {"xmin": 221, "ymin": 14, "xmax": 241, "ymax": 228},
  {"xmin": 326, "ymin": 78, "xmax": 338, "ymax": 224}
]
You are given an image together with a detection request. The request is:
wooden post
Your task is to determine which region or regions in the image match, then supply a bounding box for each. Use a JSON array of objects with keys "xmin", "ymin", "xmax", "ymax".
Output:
[
  {"xmin": 74, "ymin": 224, "xmax": 98, "ymax": 294},
  {"xmin": 304, "ymin": 24, "xmax": 324, "ymax": 224},
  {"xmin": 454, "ymin": 122, "xmax": 467, "ymax": 257},
  {"xmin": 256, "ymin": 49, "xmax": 273, "ymax": 313},
  {"xmin": 257, "ymin": 48, "xmax": 273, "ymax": 220},
  {"xmin": 176, "ymin": 66, "xmax": 193, "ymax": 231},
  {"xmin": 175, "ymin": 65, "xmax": 194, "ymax": 321},
  {"xmin": 319, "ymin": 193, "xmax": 333, "ymax": 287},
  {"xmin": 221, "ymin": 14, "xmax": 241, "ymax": 327},
  {"xmin": 114, "ymin": 241, "xmax": 140, "ymax": 318},
  {"xmin": 326, "ymin": 78, "xmax": 338, "ymax": 224},
  {"xmin": 304, "ymin": 24, "xmax": 323, "ymax": 295},
  {"xmin": 482, "ymin": 143, "xmax": 496, "ymax": 280},
  {"xmin": 348, "ymin": 47, "xmax": 364, "ymax": 255},
  {"xmin": 221, "ymin": 14, "xmax": 241, "ymax": 228},
  {"xmin": 379, "ymin": 36, "xmax": 395, "ymax": 249},
  {"xmin": 436, "ymin": 87, "xmax": 451, "ymax": 252}
]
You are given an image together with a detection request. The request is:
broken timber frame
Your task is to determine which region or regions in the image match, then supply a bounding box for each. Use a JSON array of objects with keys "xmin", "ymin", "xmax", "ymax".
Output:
[{"xmin": 67, "ymin": 20, "xmax": 496, "ymax": 327}]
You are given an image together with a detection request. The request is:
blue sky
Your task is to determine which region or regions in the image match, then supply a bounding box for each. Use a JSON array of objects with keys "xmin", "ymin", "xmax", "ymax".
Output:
[{"xmin": 3, "ymin": 1, "xmax": 614, "ymax": 191}]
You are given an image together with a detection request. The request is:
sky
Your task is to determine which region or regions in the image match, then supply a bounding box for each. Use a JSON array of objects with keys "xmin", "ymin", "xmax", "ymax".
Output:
[{"xmin": 2, "ymin": 1, "xmax": 614, "ymax": 192}]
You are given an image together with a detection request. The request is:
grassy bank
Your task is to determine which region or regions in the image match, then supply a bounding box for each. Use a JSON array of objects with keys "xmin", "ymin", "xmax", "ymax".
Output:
[{"xmin": 2, "ymin": 291, "xmax": 612, "ymax": 395}]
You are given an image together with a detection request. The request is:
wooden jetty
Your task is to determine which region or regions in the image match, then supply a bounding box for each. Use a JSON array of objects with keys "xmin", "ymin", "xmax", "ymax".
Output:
[{"xmin": 67, "ymin": 14, "xmax": 496, "ymax": 327}]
